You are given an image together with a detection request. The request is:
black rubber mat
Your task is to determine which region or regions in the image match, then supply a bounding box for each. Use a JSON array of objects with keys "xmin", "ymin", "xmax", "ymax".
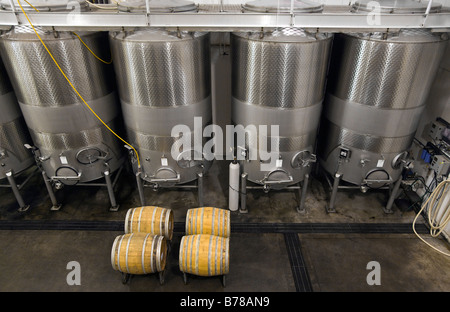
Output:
[{"xmin": 0, "ymin": 220, "xmax": 429, "ymax": 234}]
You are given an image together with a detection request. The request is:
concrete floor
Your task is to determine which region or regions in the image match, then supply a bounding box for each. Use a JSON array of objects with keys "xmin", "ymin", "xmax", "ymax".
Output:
[{"xmin": 0, "ymin": 160, "xmax": 449, "ymax": 293}]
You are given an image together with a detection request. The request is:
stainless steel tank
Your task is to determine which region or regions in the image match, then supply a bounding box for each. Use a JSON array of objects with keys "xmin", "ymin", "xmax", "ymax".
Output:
[
  {"xmin": 0, "ymin": 26, "xmax": 125, "ymax": 210},
  {"xmin": 0, "ymin": 55, "xmax": 35, "ymax": 211},
  {"xmin": 231, "ymin": 26, "xmax": 332, "ymax": 191},
  {"xmin": 318, "ymin": 27, "xmax": 448, "ymax": 212},
  {"xmin": 0, "ymin": 57, "xmax": 34, "ymax": 180},
  {"xmin": 109, "ymin": 28, "xmax": 212, "ymax": 192}
]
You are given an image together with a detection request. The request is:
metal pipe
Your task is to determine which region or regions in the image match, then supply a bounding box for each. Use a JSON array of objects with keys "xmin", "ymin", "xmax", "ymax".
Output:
[
  {"xmin": 145, "ymin": 0, "xmax": 151, "ymax": 14},
  {"xmin": 6, "ymin": 170, "xmax": 28, "ymax": 211},
  {"xmin": 136, "ymin": 171, "xmax": 146, "ymax": 207},
  {"xmin": 384, "ymin": 164, "xmax": 404, "ymax": 214},
  {"xmin": 327, "ymin": 172, "xmax": 342, "ymax": 213},
  {"xmin": 42, "ymin": 170, "xmax": 61, "ymax": 211},
  {"xmin": 245, "ymin": 185, "xmax": 301, "ymax": 190},
  {"xmin": 425, "ymin": 0, "xmax": 434, "ymax": 16},
  {"xmin": 240, "ymin": 172, "xmax": 248, "ymax": 213},
  {"xmin": 197, "ymin": 172, "xmax": 204, "ymax": 207},
  {"xmin": 104, "ymin": 170, "xmax": 119, "ymax": 211},
  {"xmin": 7, "ymin": 0, "xmax": 15, "ymax": 12},
  {"xmin": 297, "ymin": 173, "xmax": 309, "ymax": 214}
]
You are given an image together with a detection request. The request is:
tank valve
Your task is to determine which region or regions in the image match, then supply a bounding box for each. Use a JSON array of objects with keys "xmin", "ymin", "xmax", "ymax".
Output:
[
  {"xmin": 360, "ymin": 159, "xmax": 370, "ymax": 167},
  {"xmin": 54, "ymin": 181, "xmax": 64, "ymax": 190}
]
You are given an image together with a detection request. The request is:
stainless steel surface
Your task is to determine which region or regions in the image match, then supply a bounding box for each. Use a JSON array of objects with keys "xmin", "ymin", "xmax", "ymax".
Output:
[
  {"xmin": 231, "ymin": 28, "xmax": 332, "ymax": 188},
  {"xmin": 0, "ymin": 56, "xmax": 33, "ymax": 179},
  {"xmin": 117, "ymin": 0, "xmax": 197, "ymax": 13},
  {"xmin": 243, "ymin": 0, "xmax": 323, "ymax": 13},
  {"xmin": 0, "ymin": 0, "xmax": 88, "ymax": 12},
  {"xmin": 319, "ymin": 29, "xmax": 448, "ymax": 187},
  {"xmin": 352, "ymin": 0, "xmax": 442, "ymax": 14},
  {"xmin": 0, "ymin": 4, "xmax": 449, "ymax": 30},
  {"xmin": 0, "ymin": 27, "xmax": 124, "ymax": 184},
  {"xmin": 109, "ymin": 29, "xmax": 212, "ymax": 186}
]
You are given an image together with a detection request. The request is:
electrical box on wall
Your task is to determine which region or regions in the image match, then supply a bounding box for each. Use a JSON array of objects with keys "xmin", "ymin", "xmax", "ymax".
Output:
[
  {"xmin": 429, "ymin": 120, "xmax": 447, "ymax": 140},
  {"xmin": 430, "ymin": 155, "xmax": 450, "ymax": 176}
]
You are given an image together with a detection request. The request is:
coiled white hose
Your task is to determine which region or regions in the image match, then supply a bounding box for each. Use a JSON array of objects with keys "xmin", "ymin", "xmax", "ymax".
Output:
[{"xmin": 413, "ymin": 178, "xmax": 450, "ymax": 257}]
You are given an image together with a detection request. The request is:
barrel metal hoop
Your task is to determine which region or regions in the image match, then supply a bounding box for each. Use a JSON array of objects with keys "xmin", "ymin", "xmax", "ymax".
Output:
[
  {"xmin": 124, "ymin": 233, "xmax": 134, "ymax": 274},
  {"xmin": 116, "ymin": 234, "xmax": 126, "ymax": 272},
  {"xmin": 150, "ymin": 234, "xmax": 157, "ymax": 273},
  {"xmin": 141, "ymin": 233, "xmax": 150, "ymax": 274}
]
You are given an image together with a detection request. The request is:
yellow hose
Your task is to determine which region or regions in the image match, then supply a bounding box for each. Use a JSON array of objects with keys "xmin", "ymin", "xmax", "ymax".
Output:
[{"xmin": 16, "ymin": 0, "xmax": 140, "ymax": 167}]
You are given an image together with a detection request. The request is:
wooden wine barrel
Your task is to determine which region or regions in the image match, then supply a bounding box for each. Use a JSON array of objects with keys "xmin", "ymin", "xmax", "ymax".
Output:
[
  {"xmin": 185, "ymin": 207, "xmax": 230, "ymax": 238},
  {"xmin": 179, "ymin": 234, "xmax": 229, "ymax": 277},
  {"xmin": 111, "ymin": 233, "xmax": 167, "ymax": 274},
  {"xmin": 125, "ymin": 206, "xmax": 174, "ymax": 240}
]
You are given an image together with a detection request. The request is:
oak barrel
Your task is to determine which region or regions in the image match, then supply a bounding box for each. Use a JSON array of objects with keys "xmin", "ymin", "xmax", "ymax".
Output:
[
  {"xmin": 179, "ymin": 234, "xmax": 230, "ymax": 276},
  {"xmin": 125, "ymin": 206, "xmax": 174, "ymax": 240},
  {"xmin": 185, "ymin": 207, "xmax": 230, "ymax": 237},
  {"xmin": 111, "ymin": 233, "xmax": 167, "ymax": 274}
]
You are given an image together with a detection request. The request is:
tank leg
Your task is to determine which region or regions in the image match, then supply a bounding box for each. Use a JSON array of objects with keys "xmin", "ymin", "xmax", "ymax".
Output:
[
  {"xmin": 239, "ymin": 172, "xmax": 248, "ymax": 214},
  {"xmin": 42, "ymin": 171, "xmax": 61, "ymax": 211},
  {"xmin": 105, "ymin": 170, "xmax": 119, "ymax": 212},
  {"xmin": 136, "ymin": 171, "xmax": 146, "ymax": 207},
  {"xmin": 327, "ymin": 172, "xmax": 341, "ymax": 213},
  {"xmin": 159, "ymin": 270, "xmax": 165, "ymax": 285},
  {"xmin": 297, "ymin": 173, "xmax": 309, "ymax": 214},
  {"xmin": 6, "ymin": 170, "xmax": 29, "ymax": 212},
  {"xmin": 221, "ymin": 275, "xmax": 226, "ymax": 287},
  {"xmin": 384, "ymin": 175, "xmax": 402, "ymax": 214},
  {"xmin": 121, "ymin": 272, "xmax": 131, "ymax": 285},
  {"xmin": 197, "ymin": 172, "xmax": 204, "ymax": 207},
  {"xmin": 183, "ymin": 272, "xmax": 188, "ymax": 285}
]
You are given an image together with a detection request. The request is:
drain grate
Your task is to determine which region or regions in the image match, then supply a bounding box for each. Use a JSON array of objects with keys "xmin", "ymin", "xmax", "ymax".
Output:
[
  {"xmin": 284, "ymin": 233, "xmax": 312, "ymax": 292},
  {"xmin": 0, "ymin": 220, "xmax": 429, "ymax": 234}
]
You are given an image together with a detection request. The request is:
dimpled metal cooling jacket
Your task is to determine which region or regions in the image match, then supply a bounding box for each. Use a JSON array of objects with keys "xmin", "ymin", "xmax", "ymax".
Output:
[
  {"xmin": 231, "ymin": 28, "xmax": 333, "ymax": 188},
  {"xmin": 109, "ymin": 29, "xmax": 212, "ymax": 185},
  {"xmin": 0, "ymin": 27, "xmax": 124, "ymax": 184},
  {"xmin": 319, "ymin": 29, "xmax": 448, "ymax": 187},
  {"xmin": 0, "ymin": 56, "xmax": 34, "ymax": 179}
]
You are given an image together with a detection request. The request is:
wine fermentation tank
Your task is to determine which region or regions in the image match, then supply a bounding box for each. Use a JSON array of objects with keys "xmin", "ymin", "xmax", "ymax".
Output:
[
  {"xmin": 318, "ymin": 4, "xmax": 448, "ymax": 213},
  {"xmin": 109, "ymin": 2, "xmax": 212, "ymax": 206},
  {"xmin": 231, "ymin": 0, "xmax": 333, "ymax": 212},
  {"xmin": 0, "ymin": 25, "xmax": 125, "ymax": 211},
  {"xmin": 0, "ymin": 56, "xmax": 35, "ymax": 211}
]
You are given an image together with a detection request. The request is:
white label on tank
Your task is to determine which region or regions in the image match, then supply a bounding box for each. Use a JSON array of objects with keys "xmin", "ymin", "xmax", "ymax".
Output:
[
  {"xmin": 276, "ymin": 159, "xmax": 283, "ymax": 168},
  {"xmin": 60, "ymin": 156, "xmax": 68, "ymax": 165},
  {"xmin": 377, "ymin": 159, "xmax": 385, "ymax": 167},
  {"xmin": 161, "ymin": 157, "xmax": 168, "ymax": 166}
]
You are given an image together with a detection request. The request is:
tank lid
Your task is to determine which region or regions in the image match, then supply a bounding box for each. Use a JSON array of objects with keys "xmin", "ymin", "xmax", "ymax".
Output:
[
  {"xmin": 0, "ymin": 0, "xmax": 88, "ymax": 12},
  {"xmin": 352, "ymin": 0, "xmax": 442, "ymax": 14},
  {"xmin": 233, "ymin": 27, "xmax": 330, "ymax": 42},
  {"xmin": 117, "ymin": 0, "xmax": 197, "ymax": 13},
  {"xmin": 351, "ymin": 29, "xmax": 447, "ymax": 43},
  {"xmin": 111, "ymin": 28, "xmax": 207, "ymax": 42},
  {"xmin": 243, "ymin": 0, "xmax": 323, "ymax": 13},
  {"xmin": 2, "ymin": 25, "xmax": 95, "ymax": 41}
]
